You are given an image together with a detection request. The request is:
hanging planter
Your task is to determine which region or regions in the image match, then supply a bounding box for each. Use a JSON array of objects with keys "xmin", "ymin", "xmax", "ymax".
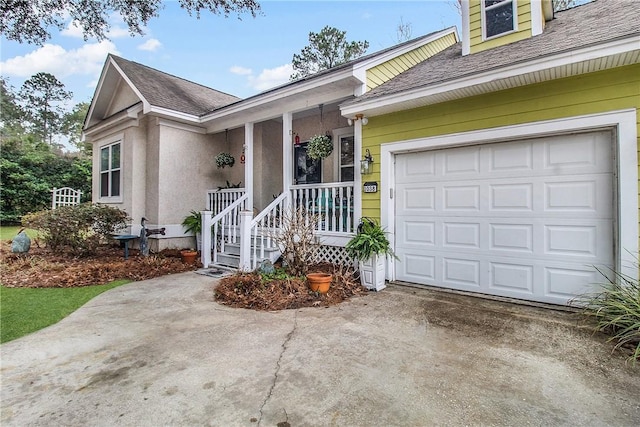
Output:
[
  {"xmin": 215, "ymin": 152, "xmax": 235, "ymax": 168},
  {"xmin": 307, "ymin": 134, "xmax": 333, "ymax": 160}
]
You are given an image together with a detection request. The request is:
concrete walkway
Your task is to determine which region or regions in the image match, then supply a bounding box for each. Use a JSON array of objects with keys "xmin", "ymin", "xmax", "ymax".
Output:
[{"xmin": 1, "ymin": 272, "xmax": 639, "ymax": 426}]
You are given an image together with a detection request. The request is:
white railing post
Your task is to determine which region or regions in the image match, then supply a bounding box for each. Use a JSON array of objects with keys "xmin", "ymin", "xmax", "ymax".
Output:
[
  {"xmin": 239, "ymin": 210, "xmax": 253, "ymax": 272},
  {"xmin": 201, "ymin": 211, "xmax": 213, "ymax": 267}
]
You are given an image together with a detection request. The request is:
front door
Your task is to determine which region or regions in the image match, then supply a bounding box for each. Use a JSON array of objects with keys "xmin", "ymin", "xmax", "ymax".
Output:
[{"xmin": 294, "ymin": 142, "xmax": 321, "ymax": 184}]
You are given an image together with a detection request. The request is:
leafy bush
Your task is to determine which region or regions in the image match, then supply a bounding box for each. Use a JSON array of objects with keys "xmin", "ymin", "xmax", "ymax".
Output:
[
  {"xmin": 345, "ymin": 218, "xmax": 397, "ymax": 261},
  {"xmin": 578, "ymin": 264, "xmax": 640, "ymax": 364},
  {"xmin": 22, "ymin": 203, "xmax": 129, "ymax": 255}
]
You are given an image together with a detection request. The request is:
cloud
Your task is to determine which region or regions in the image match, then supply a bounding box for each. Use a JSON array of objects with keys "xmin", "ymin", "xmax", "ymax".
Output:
[
  {"xmin": 137, "ymin": 38, "xmax": 162, "ymax": 52},
  {"xmin": 247, "ymin": 64, "xmax": 293, "ymax": 91},
  {"xmin": 230, "ymin": 65, "xmax": 252, "ymax": 76},
  {"xmin": 0, "ymin": 41, "xmax": 119, "ymax": 78}
]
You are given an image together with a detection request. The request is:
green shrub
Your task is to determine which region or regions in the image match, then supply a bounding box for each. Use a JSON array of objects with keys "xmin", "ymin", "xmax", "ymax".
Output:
[
  {"xmin": 22, "ymin": 203, "xmax": 129, "ymax": 255},
  {"xmin": 578, "ymin": 264, "xmax": 640, "ymax": 364}
]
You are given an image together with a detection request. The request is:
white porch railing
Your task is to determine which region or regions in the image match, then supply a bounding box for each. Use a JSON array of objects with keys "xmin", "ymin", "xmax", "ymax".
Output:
[
  {"xmin": 290, "ymin": 182, "xmax": 355, "ymax": 233},
  {"xmin": 201, "ymin": 194, "xmax": 248, "ymax": 267},
  {"xmin": 240, "ymin": 192, "xmax": 289, "ymax": 271},
  {"xmin": 203, "ymin": 182, "xmax": 355, "ymax": 270},
  {"xmin": 206, "ymin": 188, "xmax": 246, "ymax": 213}
]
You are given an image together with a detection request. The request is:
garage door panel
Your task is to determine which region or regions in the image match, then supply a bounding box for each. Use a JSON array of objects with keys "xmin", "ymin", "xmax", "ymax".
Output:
[
  {"xmin": 443, "ymin": 257, "xmax": 481, "ymax": 287},
  {"xmin": 443, "ymin": 222, "xmax": 480, "ymax": 249},
  {"xmin": 490, "ymin": 262, "xmax": 534, "ymax": 293},
  {"xmin": 398, "ymin": 185, "xmax": 435, "ymax": 211},
  {"xmin": 544, "ymin": 266, "xmax": 600, "ymax": 299},
  {"xmin": 401, "ymin": 253, "xmax": 436, "ymax": 282},
  {"xmin": 543, "ymin": 132, "xmax": 611, "ymax": 173},
  {"xmin": 490, "ymin": 183, "xmax": 534, "ymax": 211},
  {"xmin": 544, "ymin": 174, "xmax": 612, "ymax": 215},
  {"xmin": 490, "ymin": 223, "xmax": 534, "ymax": 253},
  {"xmin": 488, "ymin": 141, "xmax": 534, "ymax": 172},
  {"xmin": 394, "ymin": 130, "xmax": 614, "ymax": 305},
  {"xmin": 397, "ymin": 219, "xmax": 436, "ymax": 247},
  {"xmin": 444, "ymin": 147, "xmax": 480, "ymax": 175},
  {"xmin": 396, "ymin": 150, "xmax": 436, "ymax": 182},
  {"xmin": 443, "ymin": 185, "xmax": 480, "ymax": 211}
]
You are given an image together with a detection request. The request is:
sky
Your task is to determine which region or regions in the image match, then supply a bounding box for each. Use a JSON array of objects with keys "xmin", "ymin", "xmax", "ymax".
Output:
[{"xmin": 0, "ymin": 0, "xmax": 461, "ymax": 108}]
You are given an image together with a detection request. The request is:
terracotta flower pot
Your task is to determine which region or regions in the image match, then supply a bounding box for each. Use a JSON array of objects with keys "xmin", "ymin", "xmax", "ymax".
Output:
[
  {"xmin": 180, "ymin": 250, "xmax": 198, "ymax": 265},
  {"xmin": 306, "ymin": 273, "xmax": 332, "ymax": 294}
]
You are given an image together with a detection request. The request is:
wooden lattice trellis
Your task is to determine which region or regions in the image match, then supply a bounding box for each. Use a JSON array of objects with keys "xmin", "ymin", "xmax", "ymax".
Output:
[{"xmin": 312, "ymin": 244, "xmax": 354, "ymax": 266}]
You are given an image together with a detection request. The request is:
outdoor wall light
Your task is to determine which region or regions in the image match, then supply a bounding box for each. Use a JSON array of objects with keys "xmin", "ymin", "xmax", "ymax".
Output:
[
  {"xmin": 347, "ymin": 113, "xmax": 368, "ymax": 126},
  {"xmin": 360, "ymin": 148, "xmax": 374, "ymax": 174}
]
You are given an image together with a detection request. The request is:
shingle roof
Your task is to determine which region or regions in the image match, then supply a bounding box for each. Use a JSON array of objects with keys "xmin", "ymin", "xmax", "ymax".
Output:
[
  {"xmin": 349, "ymin": 0, "xmax": 640, "ymax": 105},
  {"xmin": 110, "ymin": 55, "xmax": 241, "ymax": 116}
]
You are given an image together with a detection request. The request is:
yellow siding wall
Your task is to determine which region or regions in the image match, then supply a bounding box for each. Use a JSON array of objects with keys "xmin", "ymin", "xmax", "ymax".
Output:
[
  {"xmin": 366, "ymin": 33, "xmax": 458, "ymax": 91},
  {"xmin": 470, "ymin": 0, "xmax": 533, "ymax": 54},
  {"xmin": 361, "ymin": 65, "xmax": 640, "ymax": 225}
]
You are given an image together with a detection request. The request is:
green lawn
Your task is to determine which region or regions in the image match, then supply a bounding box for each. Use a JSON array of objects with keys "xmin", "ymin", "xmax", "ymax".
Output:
[
  {"xmin": 0, "ymin": 225, "xmax": 39, "ymax": 241},
  {"xmin": 0, "ymin": 280, "xmax": 130, "ymax": 343}
]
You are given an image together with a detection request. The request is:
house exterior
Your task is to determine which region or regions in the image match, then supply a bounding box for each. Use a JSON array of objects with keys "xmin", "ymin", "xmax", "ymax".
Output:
[
  {"xmin": 340, "ymin": 0, "xmax": 640, "ymax": 305},
  {"xmin": 83, "ymin": 28, "xmax": 459, "ymax": 265}
]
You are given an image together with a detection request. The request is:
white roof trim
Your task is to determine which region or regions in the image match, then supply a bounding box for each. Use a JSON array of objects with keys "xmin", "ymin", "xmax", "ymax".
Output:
[
  {"xmin": 148, "ymin": 106, "xmax": 201, "ymax": 123},
  {"xmin": 341, "ymin": 35, "xmax": 640, "ymax": 117},
  {"xmin": 200, "ymin": 68, "xmax": 358, "ymax": 122},
  {"xmin": 108, "ymin": 57, "xmax": 152, "ymax": 113},
  {"xmin": 83, "ymin": 104, "xmax": 142, "ymax": 139}
]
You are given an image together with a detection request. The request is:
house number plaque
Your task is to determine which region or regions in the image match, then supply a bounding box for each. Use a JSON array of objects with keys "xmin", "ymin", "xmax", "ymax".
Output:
[{"xmin": 363, "ymin": 181, "xmax": 378, "ymax": 193}]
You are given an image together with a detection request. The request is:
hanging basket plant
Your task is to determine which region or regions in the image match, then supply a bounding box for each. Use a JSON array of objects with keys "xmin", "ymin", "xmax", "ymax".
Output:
[
  {"xmin": 307, "ymin": 134, "xmax": 333, "ymax": 160},
  {"xmin": 215, "ymin": 152, "xmax": 235, "ymax": 168}
]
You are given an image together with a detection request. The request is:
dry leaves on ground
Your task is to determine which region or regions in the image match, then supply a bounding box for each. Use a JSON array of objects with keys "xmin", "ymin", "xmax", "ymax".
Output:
[{"xmin": 0, "ymin": 243, "xmax": 199, "ymax": 288}]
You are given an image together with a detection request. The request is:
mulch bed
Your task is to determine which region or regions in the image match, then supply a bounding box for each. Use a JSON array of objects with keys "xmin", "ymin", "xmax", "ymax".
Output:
[
  {"xmin": 0, "ymin": 242, "xmax": 199, "ymax": 288},
  {"xmin": 1, "ymin": 241, "xmax": 369, "ymax": 310},
  {"xmin": 215, "ymin": 263, "xmax": 369, "ymax": 310}
]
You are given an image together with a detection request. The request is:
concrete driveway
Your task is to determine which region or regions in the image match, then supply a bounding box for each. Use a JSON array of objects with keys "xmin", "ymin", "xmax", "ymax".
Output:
[{"xmin": 1, "ymin": 272, "xmax": 639, "ymax": 426}]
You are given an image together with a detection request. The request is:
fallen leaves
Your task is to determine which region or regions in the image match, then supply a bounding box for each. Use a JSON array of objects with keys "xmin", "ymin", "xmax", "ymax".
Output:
[{"xmin": 0, "ymin": 244, "xmax": 199, "ymax": 288}]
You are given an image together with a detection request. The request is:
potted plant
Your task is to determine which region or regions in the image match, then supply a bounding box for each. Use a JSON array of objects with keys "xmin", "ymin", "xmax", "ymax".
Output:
[
  {"xmin": 306, "ymin": 134, "xmax": 333, "ymax": 160},
  {"xmin": 180, "ymin": 249, "xmax": 198, "ymax": 265},
  {"xmin": 215, "ymin": 152, "xmax": 235, "ymax": 168},
  {"xmin": 181, "ymin": 210, "xmax": 202, "ymax": 251},
  {"xmin": 345, "ymin": 218, "xmax": 398, "ymax": 291}
]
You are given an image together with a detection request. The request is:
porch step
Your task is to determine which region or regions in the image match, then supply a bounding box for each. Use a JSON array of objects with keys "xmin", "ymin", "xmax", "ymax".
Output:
[
  {"xmin": 211, "ymin": 243, "xmax": 282, "ymax": 269},
  {"xmin": 222, "ymin": 242, "xmax": 279, "ymax": 257}
]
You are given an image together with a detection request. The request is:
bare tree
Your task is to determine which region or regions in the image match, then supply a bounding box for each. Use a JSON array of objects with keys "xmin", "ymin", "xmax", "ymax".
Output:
[{"xmin": 396, "ymin": 17, "xmax": 413, "ymax": 43}]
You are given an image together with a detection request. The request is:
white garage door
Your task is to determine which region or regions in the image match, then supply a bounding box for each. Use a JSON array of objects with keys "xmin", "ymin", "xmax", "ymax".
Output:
[{"xmin": 394, "ymin": 131, "xmax": 614, "ymax": 305}]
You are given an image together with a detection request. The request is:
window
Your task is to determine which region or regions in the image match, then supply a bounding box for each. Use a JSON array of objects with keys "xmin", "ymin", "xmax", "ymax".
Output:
[
  {"xmin": 339, "ymin": 135, "xmax": 355, "ymax": 182},
  {"xmin": 483, "ymin": 0, "xmax": 517, "ymax": 39},
  {"xmin": 100, "ymin": 142, "xmax": 121, "ymax": 198}
]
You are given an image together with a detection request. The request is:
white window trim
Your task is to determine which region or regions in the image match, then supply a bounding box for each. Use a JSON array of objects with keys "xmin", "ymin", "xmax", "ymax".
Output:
[
  {"xmin": 380, "ymin": 109, "xmax": 639, "ymax": 284},
  {"xmin": 98, "ymin": 134, "xmax": 123, "ymax": 203},
  {"xmin": 481, "ymin": 0, "xmax": 519, "ymax": 41},
  {"xmin": 332, "ymin": 126, "xmax": 355, "ymax": 182}
]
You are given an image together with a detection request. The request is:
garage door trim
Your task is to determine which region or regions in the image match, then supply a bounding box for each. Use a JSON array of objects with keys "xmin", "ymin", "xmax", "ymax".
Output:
[{"xmin": 379, "ymin": 109, "xmax": 638, "ymax": 286}]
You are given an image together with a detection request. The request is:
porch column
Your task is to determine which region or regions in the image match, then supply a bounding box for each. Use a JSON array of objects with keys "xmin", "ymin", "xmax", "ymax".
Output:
[
  {"xmin": 282, "ymin": 112, "xmax": 293, "ymax": 207},
  {"xmin": 353, "ymin": 118, "xmax": 363, "ymax": 223},
  {"xmin": 244, "ymin": 122, "xmax": 254, "ymax": 211}
]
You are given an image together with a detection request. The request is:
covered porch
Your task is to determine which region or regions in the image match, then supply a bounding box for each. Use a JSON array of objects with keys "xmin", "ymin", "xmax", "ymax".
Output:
[{"xmin": 199, "ymin": 102, "xmax": 366, "ymax": 270}]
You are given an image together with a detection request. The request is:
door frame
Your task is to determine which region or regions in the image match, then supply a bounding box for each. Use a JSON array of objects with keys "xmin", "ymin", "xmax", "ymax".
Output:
[{"xmin": 380, "ymin": 109, "xmax": 638, "ymax": 283}]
